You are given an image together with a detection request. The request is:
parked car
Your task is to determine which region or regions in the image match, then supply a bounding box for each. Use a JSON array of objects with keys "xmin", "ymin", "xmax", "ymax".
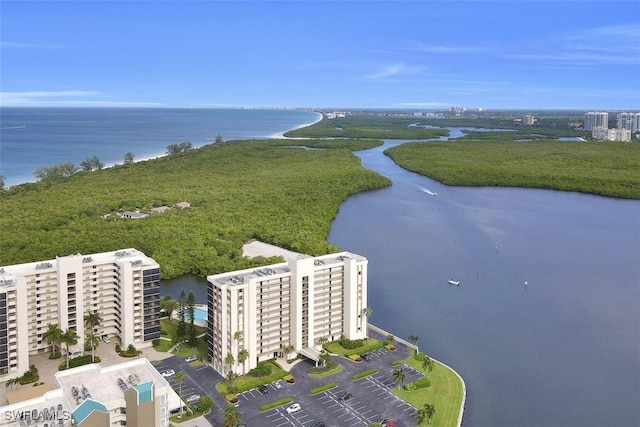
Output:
[
  {"xmin": 161, "ymin": 369, "xmax": 175, "ymax": 378},
  {"xmin": 273, "ymin": 380, "xmax": 283, "ymax": 389},
  {"xmin": 310, "ymin": 422, "xmax": 326, "ymax": 427},
  {"xmin": 185, "ymin": 394, "xmax": 200, "ymax": 403},
  {"xmin": 257, "ymin": 385, "xmax": 270, "ymax": 394},
  {"xmin": 361, "ymin": 353, "xmax": 370, "ymax": 360},
  {"xmin": 184, "ymin": 355, "xmax": 198, "ymax": 363},
  {"xmin": 339, "ymin": 392, "xmax": 352, "ymax": 401},
  {"xmin": 101, "ymin": 335, "xmax": 111, "ymax": 344},
  {"xmin": 286, "ymin": 403, "xmax": 301, "ymax": 414}
]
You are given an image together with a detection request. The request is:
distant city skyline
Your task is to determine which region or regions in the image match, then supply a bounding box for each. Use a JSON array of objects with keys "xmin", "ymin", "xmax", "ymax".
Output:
[{"xmin": 1, "ymin": 1, "xmax": 639, "ymax": 110}]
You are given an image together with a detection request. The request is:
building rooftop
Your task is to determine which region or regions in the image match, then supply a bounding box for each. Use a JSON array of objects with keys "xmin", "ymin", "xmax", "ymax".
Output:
[
  {"xmin": 0, "ymin": 359, "xmax": 180, "ymax": 426},
  {"xmin": 0, "ymin": 248, "xmax": 157, "ymax": 282},
  {"xmin": 211, "ymin": 249, "xmax": 366, "ymax": 287}
]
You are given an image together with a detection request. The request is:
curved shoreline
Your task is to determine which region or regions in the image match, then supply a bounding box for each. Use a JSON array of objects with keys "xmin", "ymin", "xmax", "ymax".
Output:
[{"xmin": 368, "ymin": 323, "xmax": 466, "ymax": 427}]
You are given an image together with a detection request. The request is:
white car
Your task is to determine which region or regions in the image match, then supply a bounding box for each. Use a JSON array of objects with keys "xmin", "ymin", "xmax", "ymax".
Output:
[
  {"xmin": 161, "ymin": 369, "xmax": 175, "ymax": 378},
  {"xmin": 102, "ymin": 335, "xmax": 111, "ymax": 344},
  {"xmin": 286, "ymin": 403, "xmax": 301, "ymax": 414},
  {"xmin": 273, "ymin": 380, "xmax": 283, "ymax": 389},
  {"xmin": 184, "ymin": 355, "xmax": 198, "ymax": 363},
  {"xmin": 185, "ymin": 394, "xmax": 200, "ymax": 403}
]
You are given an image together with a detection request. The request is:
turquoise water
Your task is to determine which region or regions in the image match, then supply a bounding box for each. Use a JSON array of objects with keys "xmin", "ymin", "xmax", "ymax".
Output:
[
  {"xmin": 0, "ymin": 107, "xmax": 320, "ymax": 187},
  {"xmin": 191, "ymin": 307, "xmax": 207, "ymax": 323}
]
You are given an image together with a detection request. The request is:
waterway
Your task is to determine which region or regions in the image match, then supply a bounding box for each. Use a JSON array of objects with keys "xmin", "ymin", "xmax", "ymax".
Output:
[
  {"xmin": 161, "ymin": 135, "xmax": 640, "ymax": 426},
  {"xmin": 327, "ymin": 139, "xmax": 640, "ymax": 427}
]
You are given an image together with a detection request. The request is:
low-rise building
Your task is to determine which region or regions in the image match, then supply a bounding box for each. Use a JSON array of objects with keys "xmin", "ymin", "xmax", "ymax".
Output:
[
  {"xmin": 592, "ymin": 126, "xmax": 631, "ymax": 141},
  {"xmin": 0, "ymin": 358, "xmax": 180, "ymax": 427}
]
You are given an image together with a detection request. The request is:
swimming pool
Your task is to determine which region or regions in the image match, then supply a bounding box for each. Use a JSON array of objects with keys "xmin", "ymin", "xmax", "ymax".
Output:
[{"xmin": 185, "ymin": 307, "xmax": 208, "ymax": 323}]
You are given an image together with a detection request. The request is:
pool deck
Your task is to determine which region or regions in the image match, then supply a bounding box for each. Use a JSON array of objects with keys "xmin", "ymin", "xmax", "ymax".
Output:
[{"xmin": 173, "ymin": 304, "xmax": 208, "ymax": 327}]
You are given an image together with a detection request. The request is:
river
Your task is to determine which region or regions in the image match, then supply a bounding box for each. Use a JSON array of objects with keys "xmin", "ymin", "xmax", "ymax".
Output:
[
  {"xmin": 161, "ymin": 136, "xmax": 640, "ymax": 426},
  {"xmin": 327, "ymin": 139, "xmax": 640, "ymax": 427}
]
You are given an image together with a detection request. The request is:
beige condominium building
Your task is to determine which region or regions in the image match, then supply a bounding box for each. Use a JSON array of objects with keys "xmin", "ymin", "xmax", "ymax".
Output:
[
  {"xmin": 206, "ymin": 251, "xmax": 368, "ymax": 376},
  {"xmin": 0, "ymin": 358, "xmax": 181, "ymax": 427},
  {"xmin": 0, "ymin": 249, "xmax": 160, "ymax": 381}
]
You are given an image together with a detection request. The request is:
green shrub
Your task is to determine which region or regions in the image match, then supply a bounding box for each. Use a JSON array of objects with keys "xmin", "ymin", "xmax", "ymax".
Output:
[
  {"xmin": 58, "ymin": 355, "xmax": 101, "ymax": 370},
  {"xmin": 48, "ymin": 352, "xmax": 61, "ymax": 360},
  {"xmin": 249, "ymin": 363, "xmax": 272, "ymax": 377},
  {"xmin": 352, "ymin": 368, "xmax": 377, "ymax": 380},
  {"xmin": 339, "ymin": 335, "xmax": 365, "ymax": 349},
  {"xmin": 259, "ymin": 397, "xmax": 292, "ymax": 412},
  {"xmin": 310, "ymin": 382, "xmax": 337, "ymax": 394},
  {"xmin": 403, "ymin": 376, "xmax": 431, "ymax": 391},
  {"xmin": 391, "ymin": 360, "xmax": 402, "ymax": 366}
]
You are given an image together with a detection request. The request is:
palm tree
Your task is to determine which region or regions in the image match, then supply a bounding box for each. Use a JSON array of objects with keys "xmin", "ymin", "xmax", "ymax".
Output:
[
  {"xmin": 225, "ymin": 370, "xmax": 239, "ymax": 394},
  {"xmin": 415, "ymin": 406, "xmax": 428, "ymax": 426},
  {"xmin": 43, "ymin": 323, "xmax": 63, "ymax": 357},
  {"xmin": 317, "ymin": 336, "xmax": 328, "ymax": 348},
  {"xmin": 386, "ymin": 334, "xmax": 395, "ymax": 348},
  {"xmin": 224, "ymin": 353, "xmax": 235, "ymax": 374},
  {"xmin": 283, "ymin": 344, "xmax": 295, "ymax": 361},
  {"xmin": 362, "ymin": 307, "xmax": 372, "ymax": 318},
  {"xmin": 233, "ymin": 330, "xmax": 243, "ymax": 370},
  {"xmin": 392, "ymin": 367, "xmax": 406, "ymax": 386},
  {"xmin": 409, "ymin": 334, "xmax": 420, "ymax": 352},
  {"xmin": 175, "ymin": 371, "xmax": 185, "ymax": 416},
  {"xmin": 421, "ymin": 355, "xmax": 435, "ymax": 374},
  {"xmin": 319, "ymin": 349, "xmax": 331, "ymax": 368},
  {"xmin": 423, "ymin": 403, "xmax": 436, "ymax": 424},
  {"xmin": 84, "ymin": 310, "xmax": 102, "ymax": 361},
  {"xmin": 222, "ymin": 404, "xmax": 242, "ymax": 427},
  {"xmin": 85, "ymin": 331, "xmax": 100, "ymax": 362},
  {"xmin": 160, "ymin": 295, "xmax": 179, "ymax": 324},
  {"xmin": 237, "ymin": 348, "xmax": 249, "ymax": 374},
  {"xmin": 61, "ymin": 329, "xmax": 79, "ymax": 369}
]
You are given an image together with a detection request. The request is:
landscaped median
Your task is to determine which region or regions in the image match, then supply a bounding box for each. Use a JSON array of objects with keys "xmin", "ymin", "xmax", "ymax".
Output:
[
  {"xmin": 392, "ymin": 354, "xmax": 465, "ymax": 427},
  {"xmin": 309, "ymin": 382, "xmax": 337, "ymax": 395},
  {"xmin": 259, "ymin": 397, "xmax": 293, "ymax": 412}
]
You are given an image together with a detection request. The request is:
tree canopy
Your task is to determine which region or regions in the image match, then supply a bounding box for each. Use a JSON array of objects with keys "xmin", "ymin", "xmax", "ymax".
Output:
[{"xmin": 1, "ymin": 138, "xmax": 389, "ymax": 278}]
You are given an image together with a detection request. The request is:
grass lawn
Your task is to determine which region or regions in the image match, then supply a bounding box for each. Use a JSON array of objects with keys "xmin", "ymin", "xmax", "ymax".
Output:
[
  {"xmin": 308, "ymin": 364, "xmax": 343, "ymax": 379},
  {"xmin": 154, "ymin": 339, "xmax": 173, "ymax": 352},
  {"xmin": 216, "ymin": 361, "xmax": 288, "ymax": 395},
  {"xmin": 324, "ymin": 338, "xmax": 382, "ymax": 357},
  {"xmin": 392, "ymin": 356, "xmax": 464, "ymax": 427}
]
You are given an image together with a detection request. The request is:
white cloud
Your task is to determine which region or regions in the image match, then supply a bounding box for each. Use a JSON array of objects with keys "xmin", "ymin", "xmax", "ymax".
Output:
[
  {"xmin": 0, "ymin": 41, "xmax": 69, "ymax": 49},
  {"xmin": 364, "ymin": 63, "xmax": 424, "ymax": 80},
  {"xmin": 0, "ymin": 91, "xmax": 162, "ymax": 107}
]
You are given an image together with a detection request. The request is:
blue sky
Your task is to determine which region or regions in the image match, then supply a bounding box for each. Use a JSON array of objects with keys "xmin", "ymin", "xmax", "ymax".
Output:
[{"xmin": 1, "ymin": 1, "xmax": 639, "ymax": 110}]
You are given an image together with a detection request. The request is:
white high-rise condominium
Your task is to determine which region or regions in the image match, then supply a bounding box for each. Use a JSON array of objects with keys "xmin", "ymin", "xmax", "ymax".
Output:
[
  {"xmin": 207, "ymin": 251, "xmax": 368, "ymax": 376},
  {"xmin": 617, "ymin": 112, "xmax": 640, "ymax": 133},
  {"xmin": 584, "ymin": 112, "xmax": 609, "ymax": 131},
  {"xmin": 0, "ymin": 249, "xmax": 160, "ymax": 380}
]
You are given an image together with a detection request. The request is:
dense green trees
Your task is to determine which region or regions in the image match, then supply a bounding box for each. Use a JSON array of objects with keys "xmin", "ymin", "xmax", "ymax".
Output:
[
  {"xmin": 385, "ymin": 139, "xmax": 640, "ymax": 199},
  {"xmin": 80, "ymin": 156, "xmax": 104, "ymax": 171},
  {"xmin": 124, "ymin": 152, "xmax": 135, "ymax": 164},
  {"xmin": 1, "ymin": 138, "xmax": 389, "ymax": 278},
  {"xmin": 166, "ymin": 142, "xmax": 193, "ymax": 154}
]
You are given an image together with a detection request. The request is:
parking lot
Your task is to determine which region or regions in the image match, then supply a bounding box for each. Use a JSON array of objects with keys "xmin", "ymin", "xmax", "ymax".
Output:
[{"xmin": 151, "ymin": 337, "xmax": 421, "ymax": 426}]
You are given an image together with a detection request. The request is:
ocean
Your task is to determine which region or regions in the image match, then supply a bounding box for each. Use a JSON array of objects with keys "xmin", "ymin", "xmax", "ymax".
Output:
[{"xmin": 0, "ymin": 107, "xmax": 321, "ymax": 187}]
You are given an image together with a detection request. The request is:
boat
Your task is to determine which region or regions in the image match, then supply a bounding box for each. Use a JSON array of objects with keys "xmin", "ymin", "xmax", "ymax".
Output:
[{"xmin": 448, "ymin": 279, "xmax": 460, "ymax": 286}]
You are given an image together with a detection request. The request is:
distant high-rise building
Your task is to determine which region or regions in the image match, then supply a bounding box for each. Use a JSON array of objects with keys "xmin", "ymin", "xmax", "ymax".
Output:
[
  {"xmin": 584, "ymin": 112, "xmax": 608, "ymax": 131},
  {"xmin": 617, "ymin": 112, "xmax": 640, "ymax": 133},
  {"xmin": 522, "ymin": 114, "xmax": 536, "ymax": 125}
]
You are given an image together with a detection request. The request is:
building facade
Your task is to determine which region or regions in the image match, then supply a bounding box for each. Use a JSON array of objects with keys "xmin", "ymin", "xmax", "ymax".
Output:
[
  {"xmin": 592, "ymin": 126, "xmax": 632, "ymax": 141},
  {"xmin": 521, "ymin": 114, "xmax": 536, "ymax": 125},
  {"xmin": 0, "ymin": 249, "xmax": 160, "ymax": 380},
  {"xmin": 617, "ymin": 112, "xmax": 640, "ymax": 133},
  {"xmin": 207, "ymin": 252, "xmax": 368, "ymax": 376},
  {"xmin": 583, "ymin": 112, "xmax": 609, "ymax": 131}
]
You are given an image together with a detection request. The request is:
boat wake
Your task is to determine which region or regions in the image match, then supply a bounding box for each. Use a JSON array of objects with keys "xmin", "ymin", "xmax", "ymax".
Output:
[
  {"xmin": 415, "ymin": 184, "xmax": 438, "ymax": 197},
  {"xmin": 0, "ymin": 125, "xmax": 26, "ymax": 130}
]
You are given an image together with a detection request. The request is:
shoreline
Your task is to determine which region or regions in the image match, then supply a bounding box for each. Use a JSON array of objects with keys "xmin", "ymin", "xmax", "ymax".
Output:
[{"xmin": 3, "ymin": 111, "xmax": 324, "ymax": 189}]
